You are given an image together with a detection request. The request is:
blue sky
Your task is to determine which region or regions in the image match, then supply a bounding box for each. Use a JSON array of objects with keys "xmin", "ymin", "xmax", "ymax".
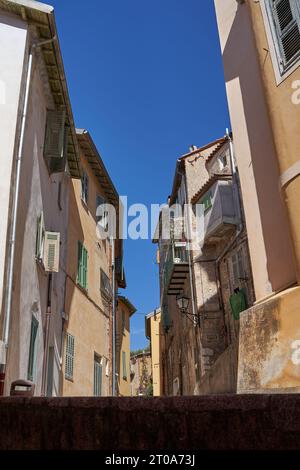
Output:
[{"xmin": 50, "ymin": 0, "xmax": 230, "ymax": 350}]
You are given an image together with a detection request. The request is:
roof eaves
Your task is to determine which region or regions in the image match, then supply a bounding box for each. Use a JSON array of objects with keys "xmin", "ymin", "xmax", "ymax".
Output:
[{"xmin": 191, "ymin": 174, "xmax": 232, "ymax": 205}]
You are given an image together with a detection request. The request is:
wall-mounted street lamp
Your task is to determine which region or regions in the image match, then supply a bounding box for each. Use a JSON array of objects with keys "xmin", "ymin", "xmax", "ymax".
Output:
[{"xmin": 176, "ymin": 294, "xmax": 199, "ymax": 325}]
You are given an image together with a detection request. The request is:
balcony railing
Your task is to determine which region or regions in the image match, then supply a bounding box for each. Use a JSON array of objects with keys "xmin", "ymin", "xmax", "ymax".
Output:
[{"xmin": 163, "ymin": 240, "xmax": 189, "ymax": 296}]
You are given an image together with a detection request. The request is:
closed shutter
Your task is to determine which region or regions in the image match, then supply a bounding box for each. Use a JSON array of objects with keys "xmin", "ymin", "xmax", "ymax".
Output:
[
  {"xmin": 44, "ymin": 109, "xmax": 67, "ymax": 174},
  {"xmin": 43, "ymin": 232, "xmax": 60, "ymax": 272},
  {"xmin": 77, "ymin": 242, "xmax": 88, "ymax": 289},
  {"xmin": 271, "ymin": 0, "xmax": 300, "ymax": 68},
  {"xmin": 94, "ymin": 355, "xmax": 102, "ymax": 396},
  {"xmin": 27, "ymin": 316, "xmax": 39, "ymax": 382},
  {"xmin": 122, "ymin": 351, "xmax": 127, "ymax": 380},
  {"xmin": 65, "ymin": 333, "xmax": 74, "ymax": 380}
]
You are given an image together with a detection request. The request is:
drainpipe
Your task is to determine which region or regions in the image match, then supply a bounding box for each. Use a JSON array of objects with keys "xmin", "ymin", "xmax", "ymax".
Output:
[
  {"xmin": 110, "ymin": 236, "xmax": 116, "ymax": 396},
  {"xmin": 41, "ymin": 273, "xmax": 52, "ymax": 396},
  {"xmin": 0, "ymin": 36, "xmax": 56, "ymax": 396}
]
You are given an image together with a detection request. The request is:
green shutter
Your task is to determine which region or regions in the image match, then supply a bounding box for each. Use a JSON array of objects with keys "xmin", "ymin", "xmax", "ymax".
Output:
[
  {"xmin": 122, "ymin": 351, "xmax": 127, "ymax": 380},
  {"xmin": 65, "ymin": 333, "xmax": 74, "ymax": 380},
  {"xmin": 200, "ymin": 192, "xmax": 212, "ymax": 213},
  {"xmin": 77, "ymin": 242, "xmax": 88, "ymax": 290},
  {"xmin": 27, "ymin": 316, "xmax": 38, "ymax": 382},
  {"xmin": 94, "ymin": 355, "xmax": 102, "ymax": 396}
]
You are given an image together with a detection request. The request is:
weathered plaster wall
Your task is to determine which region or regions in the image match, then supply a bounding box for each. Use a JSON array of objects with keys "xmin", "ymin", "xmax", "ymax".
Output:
[
  {"xmin": 214, "ymin": 0, "xmax": 296, "ymax": 299},
  {"xmin": 1, "ymin": 395, "xmax": 300, "ymax": 450},
  {"xmin": 0, "ymin": 13, "xmax": 27, "ymax": 321},
  {"xmin": 238, "ymin": 287, "xmax": 300, "ymax": 393},
  {"xmin": 117, "ymin": 298, "xmax": 131, "ymax": 397},
  {"xmin": 62, "ymin": 153, "xmax": 112, "ymax": 397},
  {"xmin": 4, "ymin": 32, "xmax": 70, "ymax": 396}
]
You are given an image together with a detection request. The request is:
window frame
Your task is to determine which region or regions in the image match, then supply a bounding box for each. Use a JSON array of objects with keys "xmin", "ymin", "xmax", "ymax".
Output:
[
  {"xmin": 94, "ymin": 354, "xmax": 103, "ymax": 396},
  {"xmin": 81, "ymin": 171, "xmax": 89, "ymax": 205},
  {"xmin": 261, "ymin": 0, "xmax": 300, "ymax": 83},
  {"xmin": 27, "ymin": 315, "xmax": 39, "ymax": 382},
  {"xmin": 65, "ymin": 333, "xmax": 75, "ymax": 381}
]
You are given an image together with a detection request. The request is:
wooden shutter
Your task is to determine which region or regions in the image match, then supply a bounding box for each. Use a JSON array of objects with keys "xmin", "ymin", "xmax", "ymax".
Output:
[
  {"xmin": 77, "ymin": 242, "xmax": 88, "ymax": 289},
  {"xmin": 83, "ymin": 247, "xmax": 88, "ymax": 290},
  {"xmin": 94, "ymin": 355, "xmax": 102, "ymax": 396},
  {"xmin": 27, "ymin": 316, "xmax": 38, "ymax": 382},
  {"xmin": 44, "ymin": 109, "xmax": 67, "ymax": 174},
  {"xmin": 43, "ymin": 232, "xmax": 60, "ymax": 272},
  {"xmin": 272, "ymin": 0, "xmax": 300, "ymax": 67},
  {"xmin": 65, "ymin": 333, "xmax": 74, "ymax": 380}
]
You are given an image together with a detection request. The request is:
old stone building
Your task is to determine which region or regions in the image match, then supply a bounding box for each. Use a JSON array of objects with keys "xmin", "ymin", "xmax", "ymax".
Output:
[
  {"xmin": 130, "ymin": 350, "xmax": 152, "ymax": 396},
  {"xmin": 154, "ymin": 135, "xmax": 254, "ymax": 395}
]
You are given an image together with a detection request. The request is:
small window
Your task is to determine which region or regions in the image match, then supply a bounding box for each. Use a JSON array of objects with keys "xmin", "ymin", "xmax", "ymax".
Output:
[
  {"xmin": 100, "ymin": 268, "xmax": 112, "ymax": 299},
  {"xmin": 94, "ymin": 354, "xmax": 102, "ymax": 396},
  {"xmin": 27, "ymin": 316, "xmax": 39, "ymax": 382},
  {"xmin": 77, "ymin": 242, "xmax": 88, "ymax": 290},
  {"xmin": 81, "ymin": 171, "xmax": 89, "ymax": 205},
  {"xmin": 200, "ymin": 192, "xmax": 212, "ymax": 213},
  {"xmin": 96, "ymin": 194, "xmax": 109, "ymax": 232},
  {"xmin": 219, "ymin": 154, "xmax": 228, "ymax": 170},
  {"xmin": 122, "ymin": 311, "xmax": 126, "ymax": 335},
  {"xmin": 35, "ymin": 212, "xmax": 45, "ymax": 260},
  {"xmin": 266, "ymin": 0, "xmax": 300, "ymax": 73},
  {"xmin": 65, "ymin": 333, "xmax": 75, "ymax": 381},
  {"xmin": 231, "ymin": 248, "xmax": 245, "ymax": 288}
]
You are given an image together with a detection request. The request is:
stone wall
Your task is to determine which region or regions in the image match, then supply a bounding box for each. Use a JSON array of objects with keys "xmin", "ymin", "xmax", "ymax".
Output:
[{"xmin": 1, "ymin": 395, "xmax": 300, "ymax": 450}]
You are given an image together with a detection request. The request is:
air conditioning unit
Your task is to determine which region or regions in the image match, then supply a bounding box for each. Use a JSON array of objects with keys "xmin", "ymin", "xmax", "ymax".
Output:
[{"xmin": 43, "ymin": 231, "xmax": 60, "ymax": 272}]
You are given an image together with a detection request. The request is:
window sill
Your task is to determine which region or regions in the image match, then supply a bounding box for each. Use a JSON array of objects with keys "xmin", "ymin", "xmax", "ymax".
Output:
[{"xmin": 65, "ymin": 376, "xmax": 74, "ymax": 383}]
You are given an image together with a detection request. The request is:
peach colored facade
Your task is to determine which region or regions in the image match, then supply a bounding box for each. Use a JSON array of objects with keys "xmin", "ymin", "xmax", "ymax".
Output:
[
  {"xmin": 145, "ymin": 309, "xmax": 162, "ymax": 396},
  {"xmin": 116, "ymin": 296, "xmax": 136, "ymax": 396},
  {"xmin": 62, "ymin": 130, "xmax": 120, "ymax": 397},
  {"xmin": 214, "ymin": 0, "xmax": 300, "ymax": 392}
]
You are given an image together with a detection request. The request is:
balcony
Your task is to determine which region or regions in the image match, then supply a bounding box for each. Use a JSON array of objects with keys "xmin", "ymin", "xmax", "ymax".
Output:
[
  {"xmin": 201, "ymin": 180, "xmax": 238, "ymax": 244},
  {"xmin": 163, "ymin": 241, "xmax": 189, "ymax": 296}
]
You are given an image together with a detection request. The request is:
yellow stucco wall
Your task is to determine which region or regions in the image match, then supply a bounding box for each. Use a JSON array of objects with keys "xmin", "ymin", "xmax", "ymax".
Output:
[
  {"xmin": 116, "ymin": 298, "xmax": 132, "ymax": 396},
  {"xmin": 62, "ymin": 150, "xmax": 113, "ymax": 396},
  {"xmin": 149, "ymin": 312, "xmax": 162, "ymax": 396}
]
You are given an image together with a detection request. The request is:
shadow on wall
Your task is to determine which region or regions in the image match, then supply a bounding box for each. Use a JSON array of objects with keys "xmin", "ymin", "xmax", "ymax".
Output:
[{"xmin": 221, "ymin": 2, "xmax": 296, "ymax": 292}]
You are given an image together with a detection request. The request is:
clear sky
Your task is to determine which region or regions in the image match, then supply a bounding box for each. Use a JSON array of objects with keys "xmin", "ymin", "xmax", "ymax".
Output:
[{"xmin": 50, "ymin": 0, "xmax": 230, "ymax": 350}]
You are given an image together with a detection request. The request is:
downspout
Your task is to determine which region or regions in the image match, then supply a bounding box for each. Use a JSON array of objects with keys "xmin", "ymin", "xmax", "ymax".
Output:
[
  {"xmin": 214, "ymin": 130, "xmax": 244, "ymax": 345},
  {"xmin": 110, "ymin": 236, "xmax": 116, "ymax": 396},
  {"xmin": 41, "ymin": 273, "xmax": 52, "ymax": 396},
  {"xmin": 0, "ymin": 36, "xmax": 56, "ymax": 396}
]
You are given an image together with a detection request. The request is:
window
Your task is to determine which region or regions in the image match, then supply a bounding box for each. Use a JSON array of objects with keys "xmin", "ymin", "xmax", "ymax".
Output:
[
  {"xmin": 122, "ymin": 311, "xmax": 126, "ymax": 335},
  {"xmin": 77, "ymin": 242, "xmax": 88, "ymax": 290},
  {"xmin": 35, "ymin": 212, "xmax": 45, "ymax": 260},
  {"xmin": 266, "ymin": 0, "xmax": 300, "ymax": 73},
  {"xmin": 96, "ymin": 194, "xmax": 109, "ymax": 233},
  {"xmin": 100, "ymin": 268, "xmax": 112, "ymax": 299},
  {"xmin": 122, "ymin": 351, "xmax": 127, "ymax": 380},
  {"xmin": 219, "ymin": 154, "xmax": 228, "ymax": 170},
  {"xmin": 57, "ymin": 182, "xmax": 62, "ymax": 210},
  {"xmin": 65, "ymin": 333, "xmax": 75, "ymax": 381},
  {"xmin": 43, "ymin": 109, "xmax": 68, "ymax": 174},
  {"xmin": 27, "ymin": 316, "xmax": 39, "ymax": 382},
  {"xmin": 81, "ymin": 171, "xmax": 89, "ymax": 205},
  {"xmin": 231, "ymin": 248, "xmax": 245, "ymax": 288},
  {"xmin": 200, "ymin": 192, "xmax": 212, "ymax": 213},
  {"xmin": 94, "ymin": 354, "xmax": 102, "ymax": 396}
]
